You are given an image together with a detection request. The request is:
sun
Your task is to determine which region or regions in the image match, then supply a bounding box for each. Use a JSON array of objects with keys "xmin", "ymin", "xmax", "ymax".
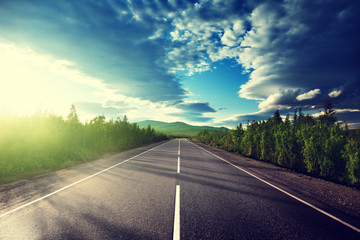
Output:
[{"xmin": 0, "ymin": 42, "xmax": 87, "ymax": 117}]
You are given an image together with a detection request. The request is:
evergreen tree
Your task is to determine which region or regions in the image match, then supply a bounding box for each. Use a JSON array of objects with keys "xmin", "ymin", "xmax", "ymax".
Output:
[
  {"xmin": 319, "ymin": 102, "xmax": 337, "ymax": 126},
  {"xmin": 293, "ymin": 108, "xmax": 298, "ymax": 123},
  {"xmin": 193, "ymin": 106, "xmax": 358, "ymax": 187},
  {"xmin": 272, "ymin": 110, "xmax": 282, "ymax": 125}
]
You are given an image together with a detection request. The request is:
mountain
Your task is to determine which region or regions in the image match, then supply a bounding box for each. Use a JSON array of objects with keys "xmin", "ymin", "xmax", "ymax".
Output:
[{"xmin": 137, "ymin": 120, "xmax": 228, "ymax": 137}]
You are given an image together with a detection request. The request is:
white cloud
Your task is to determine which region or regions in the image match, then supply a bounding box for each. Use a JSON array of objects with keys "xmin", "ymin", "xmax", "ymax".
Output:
[
  {"xmin": 185, "ymin": 61, "xmax": 211, "ymax": 76},
  {"xmin": 166, "ymin": 2, "xmax": 248, "ymax": 76},
  {"xmin": 335, "ymin": 109, "xmax": 360, "ymax": 113},
  {"xmin": 233, "ymin": 19, "xmax": 245, "ymax": 35},
  {"xmin": 329, "ymin": 89, "xmax": 342, "ymax": 98},
  {"xmin": 296, "ymin": 89, "xmax": 321, "ymax": 101},
  {"xmin": 221, "ymin": 29, "xmax": 238, "ymax": 46},
  {"xmin": 259, "ymin": 93, "xmax": 286, "ymax": 110},
  {"xmin": 148, "ymin": 29, "xmax": 164, "ymax": 40}
]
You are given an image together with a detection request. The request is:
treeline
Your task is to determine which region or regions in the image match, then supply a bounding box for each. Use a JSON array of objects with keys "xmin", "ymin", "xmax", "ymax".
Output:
[
  {"xmin": 0, "ymin": 105, "xmax": 167, "ymax": 184},
  {"xmin": 194, "ymin": 109, "xmax": 360, "ymax": 187}
]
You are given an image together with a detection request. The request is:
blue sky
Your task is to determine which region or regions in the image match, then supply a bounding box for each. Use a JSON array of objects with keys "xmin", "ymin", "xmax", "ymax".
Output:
[{"xmin": 0, "ymin": 0, "xmax": 359, "ymax": 128}]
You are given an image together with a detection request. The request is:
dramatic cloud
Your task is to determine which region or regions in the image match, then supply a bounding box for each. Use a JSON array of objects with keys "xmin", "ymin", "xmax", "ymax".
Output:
[
  {"xmin": 165, "ymin": 0, "xmax": 360, "ymax": 125},
  {"xmin": 236, "ymin": 0, "xmax": 360, "ymax": 111},
  {"xmin": 1, "ymin": 0, "xmax": 359, "ymax": 126},
  {"xmin": 0, "ymin": 0, "xmax": 185, "ymax": 102}
]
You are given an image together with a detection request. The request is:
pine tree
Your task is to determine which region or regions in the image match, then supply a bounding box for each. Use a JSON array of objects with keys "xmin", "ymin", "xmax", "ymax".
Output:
[{"xmin": 273, "ymin": 110, "xmax": 282, "ymax": 125}]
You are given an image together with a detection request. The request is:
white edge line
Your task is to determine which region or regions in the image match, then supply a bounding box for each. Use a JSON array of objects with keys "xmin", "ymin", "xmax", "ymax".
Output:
[
  {"xmin": 0, "ymin": 140, "xmax": 171, "ymax": 219},
  {"xmin": 177, "ymin": 156, "xmax": 180, "ymax": 174},
  {"xmin": 173, "ymin": 185, "xmax": 180, "ymax": 240},
  {"xmin": 187, "ymin": 140, "xmax": 360, "ymax": 234}
]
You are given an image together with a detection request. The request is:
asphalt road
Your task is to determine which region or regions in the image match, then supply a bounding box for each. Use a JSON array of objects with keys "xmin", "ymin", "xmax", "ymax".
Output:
[{"xmin": 0, "ymin": 139, "xmax": 359, "ymax": 239}]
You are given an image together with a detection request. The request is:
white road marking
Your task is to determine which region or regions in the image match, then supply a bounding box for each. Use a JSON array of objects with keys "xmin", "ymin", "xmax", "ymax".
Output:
[
  {"xmin": 188, "ymin": 140, "xmax": 360, "ymax": 234},
  {"xmin": 173, "ymin": 185, "xmax": 180, "ymax": 240},
  {"xmin": 0, "ymin": 140, "xmax": 171, "ymax": 219},
  {"xmin": 177, "ymin": 156, "xmax": 180, "ymax": 174}
]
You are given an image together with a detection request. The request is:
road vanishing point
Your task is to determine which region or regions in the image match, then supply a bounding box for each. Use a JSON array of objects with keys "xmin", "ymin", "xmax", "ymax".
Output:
[{"xmin": 0, "ymin": 139, "xmax": 359, "ymax": 239}]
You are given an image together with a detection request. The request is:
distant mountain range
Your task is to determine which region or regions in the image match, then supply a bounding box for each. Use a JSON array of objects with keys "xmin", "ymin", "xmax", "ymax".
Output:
[{"xmin": 137, "ymin": 120, "xmax": 228, "ymax": 137}]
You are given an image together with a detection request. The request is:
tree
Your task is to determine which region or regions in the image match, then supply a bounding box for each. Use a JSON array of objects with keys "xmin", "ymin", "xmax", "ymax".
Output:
[
  {"xmin": 303, "ymin": 134, "xmax": 321, "ymax": 175},
  {"xmin": 344, "ymin": 132, "xmax": 360, "ymax": 185},
  {"xmin": 324, "ymin": 102, "xmax": 335, "ymax": 115},
  {"xmin": 284, "ymin": 114, "xmax": 290, "ymax": 124},
  {"xmin": 67, "ymin": 105, "xmax": 79, "ymax": 124},
  {"xmin": 232, "ymin": 123, "xmax": 244, "ymax": 153},
  {"xmin": 319, "ymin": 102, "xmax": 337, "ymax": 127},
  {"xmin": 293, "ymin": 108, "xmax": 298, "ymax": 123},
  {"xmin": 123, "ymin": 115, "xmax": 128, "ymax": 123},
  {"xmin": 272, "ymin": 110, "xmax": 282, "ymax": 125}
]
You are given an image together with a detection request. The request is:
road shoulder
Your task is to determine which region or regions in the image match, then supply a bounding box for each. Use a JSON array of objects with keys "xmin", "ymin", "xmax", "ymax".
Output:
[
  {"xmin": 191, "ymin": 141, "xmax": 360, "ymax": 227},
  {"xmin": 0, "ymin": 140, "xmax": 168, "ymax": 216}
]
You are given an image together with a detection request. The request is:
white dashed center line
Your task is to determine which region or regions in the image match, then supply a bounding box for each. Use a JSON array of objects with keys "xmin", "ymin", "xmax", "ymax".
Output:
[{"xmin": 173, "ymin": 185, "xmax": 180, "ymax": 240}]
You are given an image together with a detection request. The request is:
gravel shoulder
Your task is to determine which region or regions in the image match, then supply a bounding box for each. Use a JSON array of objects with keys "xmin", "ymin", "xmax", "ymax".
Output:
[{"xmin": 193, "ymin": 141, "xmax": 360, "ymax": 229}]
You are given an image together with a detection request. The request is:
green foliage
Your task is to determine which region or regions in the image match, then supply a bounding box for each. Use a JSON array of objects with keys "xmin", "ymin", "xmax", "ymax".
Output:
[
  {"xmin": 0, "ymin": 107, "xmax": 167, "ymax": 184},
  {"xmin": 343, "ymin": 130, "xmax": 360, "ymax": 185},
  {"xmin": 194, "ymin": 109, "xmax": 360, "ymax": 188}
]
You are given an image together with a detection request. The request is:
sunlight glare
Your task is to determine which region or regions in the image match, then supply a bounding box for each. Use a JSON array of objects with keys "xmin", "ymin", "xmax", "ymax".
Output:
[{"xmin": 0, "ymin": 43, "xmax": 61, "ymax": 115}]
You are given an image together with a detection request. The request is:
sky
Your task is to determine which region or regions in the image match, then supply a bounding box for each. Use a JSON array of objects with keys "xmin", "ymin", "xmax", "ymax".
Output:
[{"xmin": 0, "ymin": 0, "xmax": 360, "ymax": 128}]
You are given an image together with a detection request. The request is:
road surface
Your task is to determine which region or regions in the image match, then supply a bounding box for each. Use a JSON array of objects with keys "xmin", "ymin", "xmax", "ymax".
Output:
[{"xmin": 0, "ymin": 139, "xmax": 359, "ymax": 239}]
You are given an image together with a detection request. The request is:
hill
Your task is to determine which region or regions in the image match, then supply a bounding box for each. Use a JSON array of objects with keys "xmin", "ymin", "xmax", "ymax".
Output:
[{"xmin": 137, "ymin": 120, "xmax": 228, "ymax": 137}]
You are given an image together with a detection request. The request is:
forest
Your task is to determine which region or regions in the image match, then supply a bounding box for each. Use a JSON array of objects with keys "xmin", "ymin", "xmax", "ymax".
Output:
[
  {"xmin": 0, "ymin": 105, "xmax": 167, "ymax": 184},
  {"xmin": 194, "ymin": 107, "xmax": 360, "ymax": 188}
]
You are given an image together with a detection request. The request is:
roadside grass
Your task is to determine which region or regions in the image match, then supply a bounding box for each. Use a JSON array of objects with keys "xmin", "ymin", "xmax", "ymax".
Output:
[{"xmin": 0, "ymin": 111, "xmax": 167, "ymax": 185}]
